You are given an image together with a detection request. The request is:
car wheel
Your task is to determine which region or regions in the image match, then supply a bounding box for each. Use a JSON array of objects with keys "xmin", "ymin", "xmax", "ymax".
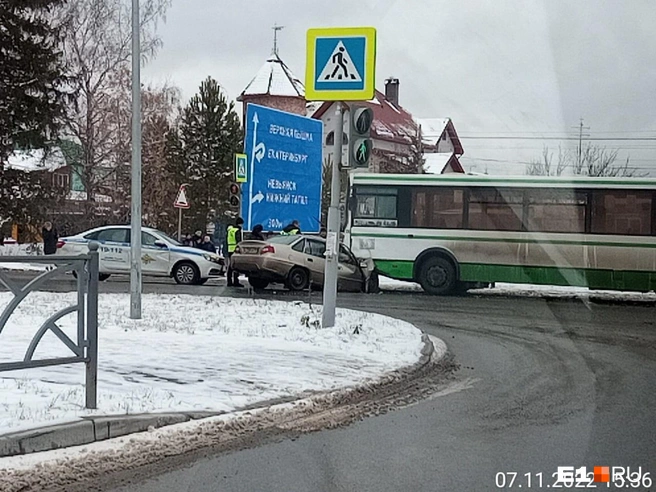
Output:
[
  {"xmin": 248, "ymin": 277, "xmax": 269, "ymax": 290},
  {"xmin": 173, "ymin": 262, "xmax": 200, "ymax": 285},
  {"xmin": 287, "ymin": 267, "xmax": 310, "ymax": 291},
  {"xmin": 417, "ymin": 256, "xmax": 456, "ymax": 295}
]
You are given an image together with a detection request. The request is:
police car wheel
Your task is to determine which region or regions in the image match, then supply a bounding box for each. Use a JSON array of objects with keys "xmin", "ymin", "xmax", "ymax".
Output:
[{"xmin": 173, "ymin": 262, "xmax": 200, "ymax": 285}]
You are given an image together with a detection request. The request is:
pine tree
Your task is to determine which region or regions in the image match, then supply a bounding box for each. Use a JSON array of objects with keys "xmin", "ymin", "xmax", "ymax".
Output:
[
  {"xmin": 177, "ymin": 77, "xmax": 242, "ymax": 232},
  {"xmin": 0, "ymin": 0, "xmax": 69, "ymax": 229}
]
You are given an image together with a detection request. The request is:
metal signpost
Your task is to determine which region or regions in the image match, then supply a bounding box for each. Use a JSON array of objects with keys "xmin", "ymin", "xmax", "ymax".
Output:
[
  {"xmin": 174, "ymin": 183, "xmax": 190, "ymax": 241},
  {"xmin": 130, "ymin": 0, "xmax": 142, "ymax": 320},
  {"xmin": 305, "ymin": 27, "xmax": 377, "ymax": 328},
  {"xmin": 241, "ymin": 104, "xmax": 323, "ymax": 233}
]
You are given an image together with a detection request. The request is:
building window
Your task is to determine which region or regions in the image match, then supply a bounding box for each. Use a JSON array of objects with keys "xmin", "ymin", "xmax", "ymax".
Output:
[
  {"xmin": 53, "ymin": 173, "xmax": 70, "ymax": 189},
  {"xmin": 325, "ymin": 131, "xmax": 348, "ymax": 146}
]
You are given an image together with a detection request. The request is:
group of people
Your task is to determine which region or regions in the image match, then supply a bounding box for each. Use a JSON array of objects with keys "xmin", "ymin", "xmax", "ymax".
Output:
[{"xmin": 180, "ymin": 231, "xmax": 217, "ymax": 253}]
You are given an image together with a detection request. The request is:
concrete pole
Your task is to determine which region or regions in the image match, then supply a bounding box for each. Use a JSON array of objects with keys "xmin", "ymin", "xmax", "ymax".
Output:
[
  {"xmin": 130, "ymin": 0, "xmax": 142, "ymax": 319},
  {"xmin": 322, "ymin": 103, "xmax": 343, "ymax": 328}
]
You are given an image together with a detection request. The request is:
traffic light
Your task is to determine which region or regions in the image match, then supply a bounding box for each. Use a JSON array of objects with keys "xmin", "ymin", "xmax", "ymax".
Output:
[
  {"xmin": 229, "ymin": 183, "xmax": 240, "ymax": 207},
  {"xmin": 348, "ymin": 106, "xmax": 374, "ymax": 169}
]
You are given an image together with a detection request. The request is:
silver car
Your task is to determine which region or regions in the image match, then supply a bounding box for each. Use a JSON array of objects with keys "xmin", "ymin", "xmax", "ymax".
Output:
[{"xmin": 231, "ymin": 234, "xmax": 379, "ymax": 292}]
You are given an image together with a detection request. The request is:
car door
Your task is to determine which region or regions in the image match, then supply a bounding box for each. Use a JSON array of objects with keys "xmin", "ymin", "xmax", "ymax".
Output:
[
  {"xmin": 140, "ymin": 231, "xmax": 171, "ymax": 276},
  {"xmin": 95, "ymin": 228, "xmax": 130, "ymax": 273},
  {"xmin": 302, "ymin": 239, "xmax": 327, "ymax": 285},
  {"xmin": 337, "ymin": 244, "xmax": 364, "ymax": 292}
]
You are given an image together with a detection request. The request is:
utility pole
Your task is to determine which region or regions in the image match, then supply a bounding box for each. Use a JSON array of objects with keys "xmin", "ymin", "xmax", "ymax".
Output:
[
  {"xmin": 572, "ymin": 117, "xmax": 590, "ymax": 171},
  {"xmin": 130, "ymin": 0, "xmax": 142, "ymax": 319},
  {"xmin": 321, "ymin": 103, "xmax": 343, "ymax": 329}
]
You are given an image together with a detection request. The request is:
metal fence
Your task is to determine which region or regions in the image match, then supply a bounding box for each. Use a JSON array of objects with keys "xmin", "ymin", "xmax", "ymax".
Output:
[{"xmin": 0, "ymin": 242, "xmax": 100, "ymax": 409}]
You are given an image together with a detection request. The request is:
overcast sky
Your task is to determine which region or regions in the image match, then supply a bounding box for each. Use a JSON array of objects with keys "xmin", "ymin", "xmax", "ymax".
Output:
[{"xmin": 144, "ymin": 0, "xmax": 656, "ymax": 176}]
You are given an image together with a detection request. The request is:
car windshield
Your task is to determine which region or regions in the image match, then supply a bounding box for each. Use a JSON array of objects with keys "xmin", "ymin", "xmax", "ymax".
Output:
[
  {"xmin": 152, "ymin": 230, "xmax": 182, "ymax": 246},
  {"xmin": 266, "ymin": 235, "xmax": 301, "ymax": 245}
]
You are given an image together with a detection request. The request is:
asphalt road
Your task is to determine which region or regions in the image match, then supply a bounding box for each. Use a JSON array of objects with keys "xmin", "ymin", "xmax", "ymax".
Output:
[
  {"xmin": 3, "ymin": 272, "xmax": 655, "ymax": 491},
  {"xmin": 93, "ymin": 285, "xmax": 654, "ymax": 492}
]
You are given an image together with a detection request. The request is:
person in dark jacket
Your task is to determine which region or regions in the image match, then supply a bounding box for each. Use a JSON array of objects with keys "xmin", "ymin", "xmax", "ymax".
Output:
[
  {"xmin": 198, "ymin": 235, "xmax": 216, "ymax": 253},
  {"xmin": 192, "ymin": 230, "xmax": 203, "ymax": 248},
  {"xmin": 42, "ymin": 221, "xmax": 58, "ymax": 255},
  {"xmin": 281, "ymin": 220, "xmax": 301, "ymax": 235},
  {"xmin": 250, "ymin": 224, "xmax": 265, "ymax": 241}
]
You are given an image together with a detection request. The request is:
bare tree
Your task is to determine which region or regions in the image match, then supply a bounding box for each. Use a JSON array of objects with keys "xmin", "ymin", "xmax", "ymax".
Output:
[
  {"xmin": 575, "ymin": 143, "xmax": 643, "ymax": 177},
  {"xmin": 528, "ymin": 143, "xmax": 643, "ymax": 177},
  {"xmin": 527, "ymin": 146, "xmax": 570, "ymax": 176},
  {"xmin": 56, "ymin": 0, "xmax": 170, "ymax": 227}
]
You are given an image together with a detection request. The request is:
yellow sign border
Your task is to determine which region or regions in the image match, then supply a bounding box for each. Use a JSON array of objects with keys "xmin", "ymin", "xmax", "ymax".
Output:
[{"xmin": 305, "ymin": 27, "xmax": 377, "ymax": 101}]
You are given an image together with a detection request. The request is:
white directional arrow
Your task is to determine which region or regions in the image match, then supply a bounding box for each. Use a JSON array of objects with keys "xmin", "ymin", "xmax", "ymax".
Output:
[
  {"xmin": 253, "ymin": 191, "xmax": 264, "ymax": 203},
  {"xmin": 248, "ymin": 112, "xmax": 263, "ymax": 229}
]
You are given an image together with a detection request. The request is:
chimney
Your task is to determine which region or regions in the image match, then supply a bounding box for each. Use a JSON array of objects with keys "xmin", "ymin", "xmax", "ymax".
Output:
[{"xmin": 385, "ymin": 77, "xmax": 399, "ymax": 106}]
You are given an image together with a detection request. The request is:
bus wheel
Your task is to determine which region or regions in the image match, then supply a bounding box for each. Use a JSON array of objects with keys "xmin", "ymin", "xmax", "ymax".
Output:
[{"xmin": 418, "ymin": 256, "xmax": 456, "ymax": 295}]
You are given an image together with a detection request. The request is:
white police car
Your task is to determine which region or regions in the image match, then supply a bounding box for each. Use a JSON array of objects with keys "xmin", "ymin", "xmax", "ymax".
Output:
[{"xmin": 57, "ymin": 225, "xmax": 225, "ymax": 285}]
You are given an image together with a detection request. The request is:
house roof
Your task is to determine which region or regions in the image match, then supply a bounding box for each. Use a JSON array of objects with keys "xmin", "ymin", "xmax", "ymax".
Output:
[
  {"xmin": 311, "ymin": 90, "xmax": 418, "ymax": 145},
  {"xmin": 416, "ymin": 117, "xmax": 464, "ymax": 155},
  {"xmin": 5, "ymin": 148, "xmax": 66, "ymax": 172},
  {"xmin": 238, "ymin": 53, "xmax": 305, "ymax": 100},
  {"xmin": 424, "ymin": 153, "xmax": 465, "ymax": 174}
]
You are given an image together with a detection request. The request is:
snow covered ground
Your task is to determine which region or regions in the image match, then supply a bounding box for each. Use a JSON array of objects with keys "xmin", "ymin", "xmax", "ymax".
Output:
[
  {"xmin": 379, "ymin": 275, "xmax": 655, "ymax": 302},
  {"xmin": 0, "ymin": 243, "xmax": 47, "ymax": 272},
  {"xmin": 0, "ymin": 293, "xmax": 424, "ymax": 434}
]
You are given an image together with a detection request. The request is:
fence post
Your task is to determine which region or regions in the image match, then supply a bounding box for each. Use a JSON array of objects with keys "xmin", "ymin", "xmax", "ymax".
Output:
[{"xmin": 85, "ymin": 241, "xmax": 100, "ymax": 410}]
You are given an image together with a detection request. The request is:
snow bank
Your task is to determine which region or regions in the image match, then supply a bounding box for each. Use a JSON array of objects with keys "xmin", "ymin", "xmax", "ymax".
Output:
[
  {"xmin": 0, "ymin": 244, "xmax": 47, "ymax": 272},
  {"xmin": 0, "ymin": 293, "xmax": 424, "ymax": 434}
]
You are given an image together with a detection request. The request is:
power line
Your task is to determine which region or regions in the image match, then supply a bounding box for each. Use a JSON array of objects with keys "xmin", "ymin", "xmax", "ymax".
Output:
[{"xmin": 459, "ymin": 136, "xmax": 656, "ymax": 141}]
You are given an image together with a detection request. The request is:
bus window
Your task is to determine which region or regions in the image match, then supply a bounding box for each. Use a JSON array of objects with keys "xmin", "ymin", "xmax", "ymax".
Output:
[
  {"xmin": 353, "ymin": 186, "xmax": 398, "ymax": 226},
  {"xmin": 591, "ymin": 190, "xmax": 653, "ymax": 236},
  {"xmin": 526, "ymin": 190, "xmax": 586, "ymax": 233},
  {"xmin": 412, "ymin": 188, "xmax": 464, "ymax": 229},
  {"xmin": 467, "ymin": 188, "xmax": 523, "ymax": 231}
]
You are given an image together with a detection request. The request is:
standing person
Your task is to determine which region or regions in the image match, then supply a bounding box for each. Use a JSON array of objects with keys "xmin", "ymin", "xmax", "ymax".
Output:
[
  {"xmin": 319, "ymin": 227, "xmax": 327, "ymax": 238},
  {"xmin": 250, "ymin": 224, "xmax": 265, "ymax": 241},
  {"xmin": 226, "ymin": 217, "xmax": 244, "ymax": 287},
  {"xmin": 42, "ymin": 221, "xmax": 58, "ymax": 270},
  {"xmin": 280, "ymin": 220, "xmax": 301, "ymax": 235},
  {"xmin": 192, "ymin": 230, "xmax": 203, "ymax": 248},
  {"xmin": 199, "ymin": 235, "xmax": 216, "ymax": 253},
  {"xmin": 42, "ymin": 221, "xmax": 58, "ymax": 255}
]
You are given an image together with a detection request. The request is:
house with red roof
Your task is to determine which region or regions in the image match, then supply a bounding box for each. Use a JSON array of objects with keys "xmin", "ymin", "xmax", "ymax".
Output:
[
  {"xmin": 310, "ymin": 78, "xmax": 465, "ymax": 174},
  {"xmin": 416, "ymin": 118, "xmax": 465, "ymax": 174}
]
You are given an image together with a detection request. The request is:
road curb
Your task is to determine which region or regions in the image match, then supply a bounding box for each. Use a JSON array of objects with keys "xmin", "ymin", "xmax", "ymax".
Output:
[{"xmin": 0, "ymin": 333, "xmax": 441, "ymax": 459}]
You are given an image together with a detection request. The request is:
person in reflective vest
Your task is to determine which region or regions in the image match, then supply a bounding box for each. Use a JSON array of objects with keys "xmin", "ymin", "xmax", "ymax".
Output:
[
  {"xmin": 280, "ymin": 220, "xmax": 301, "ymax": 235},
  {"xmin": 226, "ymin": 217, "xmax": 244, "ymax": 287}
]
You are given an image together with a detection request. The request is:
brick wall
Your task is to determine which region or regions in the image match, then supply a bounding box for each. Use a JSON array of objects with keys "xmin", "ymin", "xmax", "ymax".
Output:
[{"xmin": 241, "ymin": 96, "xmax": 306, "ymax": 122}]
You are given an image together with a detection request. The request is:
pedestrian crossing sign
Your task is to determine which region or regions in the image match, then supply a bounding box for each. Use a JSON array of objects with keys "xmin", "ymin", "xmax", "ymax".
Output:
[{"xmin": 305, "ymin": 27, "xmax": 376, "ymax": 101}]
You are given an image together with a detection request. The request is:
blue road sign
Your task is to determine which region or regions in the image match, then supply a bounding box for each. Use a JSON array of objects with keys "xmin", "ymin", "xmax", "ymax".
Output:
[
  {"xmin": 242, "ymin": 104, "xmax": 323, "ymax": 233},
  {"xmin": 305, "ymin": 27, "xmax": 377, "ymax": 101}
]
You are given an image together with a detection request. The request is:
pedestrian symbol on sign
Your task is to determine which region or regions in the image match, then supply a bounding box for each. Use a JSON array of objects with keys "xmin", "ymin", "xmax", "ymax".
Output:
[{"xmin": 318, "ymin": 41, "xmax": 362, "ymax": 82}]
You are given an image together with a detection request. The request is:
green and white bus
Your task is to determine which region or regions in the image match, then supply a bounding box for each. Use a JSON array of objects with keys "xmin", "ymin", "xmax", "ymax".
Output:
[{"xmin": 346, "ymin": 174, "xmax": 656, "ymax": 295}]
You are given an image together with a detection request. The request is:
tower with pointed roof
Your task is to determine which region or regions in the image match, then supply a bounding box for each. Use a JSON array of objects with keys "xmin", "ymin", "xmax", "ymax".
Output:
[{"xmin": 237, "ymin": 26, "xmax": 306, "ymax": 122}]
